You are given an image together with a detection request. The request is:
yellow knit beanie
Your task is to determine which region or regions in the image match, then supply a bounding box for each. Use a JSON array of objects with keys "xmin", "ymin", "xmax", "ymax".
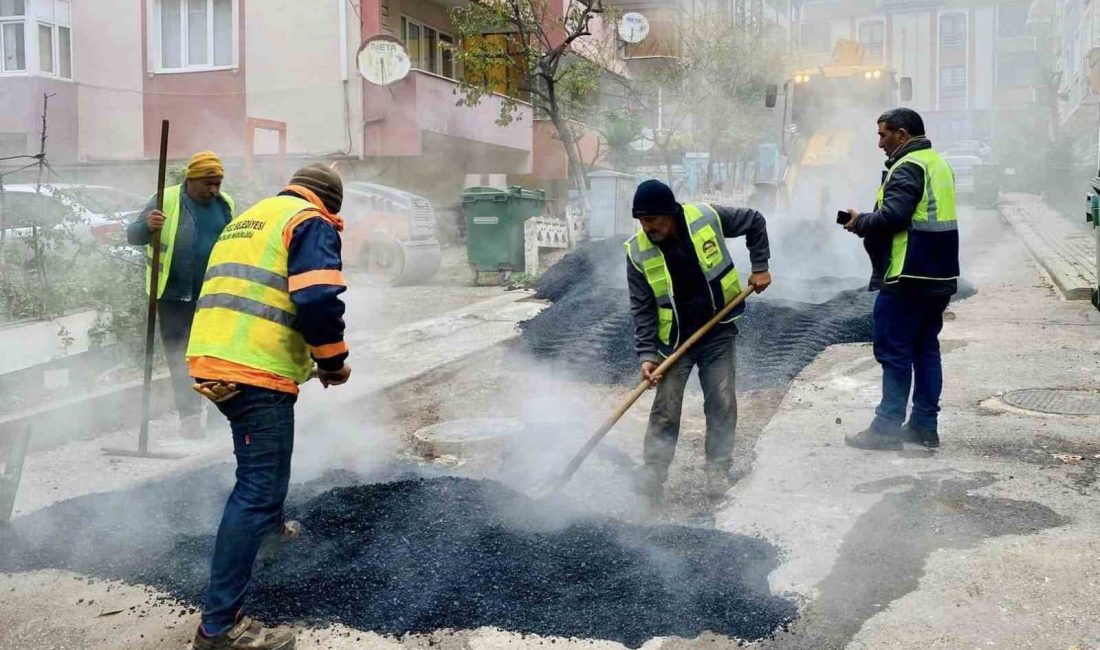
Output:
[{"xmin": 185, "ymin": 151, "xmax": 224, "ymax": 180}]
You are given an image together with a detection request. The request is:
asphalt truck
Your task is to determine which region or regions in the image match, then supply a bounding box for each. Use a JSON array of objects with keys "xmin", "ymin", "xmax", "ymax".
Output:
[
  {"xmin": 754, "ymin": 40, "xmax": 913, "ymax": 218},
  {"xmin": 751, "ymin": 40, "xmax": 912, "ymax": 276}
]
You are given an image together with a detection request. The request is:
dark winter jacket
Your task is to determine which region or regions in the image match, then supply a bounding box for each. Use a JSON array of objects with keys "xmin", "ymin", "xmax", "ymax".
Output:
[
  {"xmin": 627, "ymin": 205, "xmax": 770, "ymax": 364},
  {"xmin": 855, "ymin": 137, "xmax": 957, "ymax": 298}
]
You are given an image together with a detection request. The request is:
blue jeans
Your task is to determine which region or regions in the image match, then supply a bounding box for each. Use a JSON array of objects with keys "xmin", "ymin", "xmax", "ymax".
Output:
[
  {"xmin": 201, "ymin": 386, "xmax": 297, "ymax": 635},
  {"xmin": 871, "ymin": 291, "xmax": 950, "ymax": 435}
]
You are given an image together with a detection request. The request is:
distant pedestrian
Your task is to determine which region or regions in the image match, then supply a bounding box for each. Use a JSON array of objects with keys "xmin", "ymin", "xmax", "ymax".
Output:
[
  {"xmin": 842, "ymin": 108, "xmax": 960, "ymax": 450},
  {"xmin": 127, "ymin": 151, "xmax": 234, "ymax": 439},
  {"xmin": 626, "ymin": 179, "xmax": 772, "ymax": 504}
]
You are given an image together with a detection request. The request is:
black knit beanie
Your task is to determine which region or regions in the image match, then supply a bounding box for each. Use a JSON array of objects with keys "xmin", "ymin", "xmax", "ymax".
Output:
[
  {"xmin": 632, "ymin": 179, "xmax": 681, "ymax": 218},
  {"xmin": 290, "ymin": 164, "xmax": 343, "ymax": 214}
]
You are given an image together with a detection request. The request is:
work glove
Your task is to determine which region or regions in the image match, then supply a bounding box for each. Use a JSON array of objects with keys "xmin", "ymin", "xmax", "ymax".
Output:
[{"xmin": 193, "ymin": 380, "xmax": 241, "ymax": 403}]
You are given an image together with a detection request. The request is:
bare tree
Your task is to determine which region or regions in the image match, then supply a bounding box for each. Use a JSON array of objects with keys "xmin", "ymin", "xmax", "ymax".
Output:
[{"xmin": 451, "ymin": 0, "xmax": 620, "ymax": 214}]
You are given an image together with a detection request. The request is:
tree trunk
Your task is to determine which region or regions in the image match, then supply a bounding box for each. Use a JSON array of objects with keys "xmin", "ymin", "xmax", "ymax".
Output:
[{"xmin": 548, "ymin": 103, "xmax": 591, "ymax": 219}]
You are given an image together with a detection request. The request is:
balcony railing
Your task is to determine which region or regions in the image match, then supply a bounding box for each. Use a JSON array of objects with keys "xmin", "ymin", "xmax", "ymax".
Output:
[{"xmin": 364, "ymin": 69, "xmax": 533, "ymax": 159}]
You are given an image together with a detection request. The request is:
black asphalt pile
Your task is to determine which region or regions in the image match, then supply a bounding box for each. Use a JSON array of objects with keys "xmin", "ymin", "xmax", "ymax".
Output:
[
  {"xmin": 521, "ymin": 240, "xmax": 876, "ymax": 388},
  {"xmin": 0, "ymin": 469, "xmax": 796, "ymax": 647},
  {"xmin": 521, "ymin": 240, "xmax": 974, "ymax": 388}
]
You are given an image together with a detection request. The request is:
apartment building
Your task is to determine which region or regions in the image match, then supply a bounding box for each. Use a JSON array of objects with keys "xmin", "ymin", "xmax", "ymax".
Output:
[
  {"xmin": 796, "ymin": 0, "xmax": 1044, "ymax": 144},
  {"xmin": 0, "ymin": 0, "xmax": 618, "ymax": 207},
  {"xmin": 1047, "ymin": 0, "xmax": 1100, "ymax": 131}
]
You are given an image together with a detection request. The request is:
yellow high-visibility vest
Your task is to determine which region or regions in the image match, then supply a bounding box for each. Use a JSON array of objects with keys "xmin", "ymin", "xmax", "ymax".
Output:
[
  {"xmin": 144, "ymin": 184, "xmax": 235, "ymax": 297},
  {"xmin": 185, "ymin": 195, "xmax": 314, "ymax": 383},
  {"xmin": 625, "ymin": 203, "xmax": 743, "ymax": 355}
]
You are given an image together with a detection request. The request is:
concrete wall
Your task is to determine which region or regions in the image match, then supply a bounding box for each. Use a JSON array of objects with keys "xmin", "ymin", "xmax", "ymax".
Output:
[
  {"xmin": 73, "ymin": 0, "xmax": 144, "ymax": 161},
  {"xmin": 140, "ymin": 0, "xmax": 248, "ymax": 159},
  {"xmin": 0, "ymin": 76, "xmax": 78, "ymax": 163},
  {"xmin": 972, "ymin": 6, "xmax": 995, "ymax": 111},
  {"xmin": 363, "ymin": 69, "xmax": 533, "ymax": 164},
  {"xmin": 0, "ymin": 77, "xmax": 38, "ymax": 158},
  {"xmin": 889, "ymin": 12, "xmax": 933, "ymax": 111},
  {"xmin": 244, "ymin": 0, "xmax": 361, "ymax": 156}
]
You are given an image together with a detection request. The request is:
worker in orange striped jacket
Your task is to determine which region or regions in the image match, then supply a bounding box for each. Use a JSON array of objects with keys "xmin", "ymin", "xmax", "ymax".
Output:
[{"xmin": 185, "ymin": 164, "xmax": 350, "ymax": 650}]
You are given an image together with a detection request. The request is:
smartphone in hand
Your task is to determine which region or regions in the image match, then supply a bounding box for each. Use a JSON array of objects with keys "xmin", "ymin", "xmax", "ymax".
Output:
[{"xmin": 836, "ymin": 210, "xmax": 852, "ymax": 225}]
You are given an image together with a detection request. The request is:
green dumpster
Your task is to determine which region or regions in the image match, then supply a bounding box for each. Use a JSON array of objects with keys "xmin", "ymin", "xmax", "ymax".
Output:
[{"xmin": 461, "ymin": 186, "xmax": 547, "ymax": 283}]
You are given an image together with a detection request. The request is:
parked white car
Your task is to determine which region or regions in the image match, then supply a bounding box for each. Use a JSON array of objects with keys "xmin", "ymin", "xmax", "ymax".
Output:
[
  {"xmin": 0, "ymin": 183, "xmax": 144, "ymax": 246},
  {"xmin": 944, "ymin": 154, "xmax": 981, "ymax": 198}
]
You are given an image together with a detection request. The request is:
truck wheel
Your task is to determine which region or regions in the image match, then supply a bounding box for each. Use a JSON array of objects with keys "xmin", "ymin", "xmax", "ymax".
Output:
[{"xmin": 360, "ymin": 237, "xmax": 404, "ymax": 286}]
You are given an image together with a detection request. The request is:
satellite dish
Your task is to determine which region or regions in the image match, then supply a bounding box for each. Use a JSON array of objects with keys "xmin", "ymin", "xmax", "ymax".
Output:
[
  {"xmin": 619, "ymin": 13, "xmax": 650, "ymax": 44},
  {"xmin": 357, "ymin": 35, "xmax": 412, "ymax": 86},
  {"xmin": 629, "ymin": 127, "xmax": 655, "ymax": 152}
]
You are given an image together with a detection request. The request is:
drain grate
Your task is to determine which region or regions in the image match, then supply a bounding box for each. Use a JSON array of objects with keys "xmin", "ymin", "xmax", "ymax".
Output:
[{"xmin": 1001, "ymin": 388, "xmax": 1100, "ymax": 415}]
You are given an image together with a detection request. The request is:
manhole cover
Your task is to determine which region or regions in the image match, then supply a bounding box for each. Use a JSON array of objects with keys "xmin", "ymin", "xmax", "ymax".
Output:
[
  {"xmin": 413, "ymin": 418, "xmax": 524, "ymax": 459},
  {"xmin": 1001, "ymin": 389, "xmax": 1100, "ymax": 415}
]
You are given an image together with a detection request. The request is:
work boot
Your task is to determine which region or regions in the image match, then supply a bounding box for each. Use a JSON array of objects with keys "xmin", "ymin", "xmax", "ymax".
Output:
[
  {"xmin": 191, "ymin": 616, "xmax": 296, "ymax": 650},
  {"xmin": 704, "ymin": 466, "xmax": 732, "ymax": 502},
  {"xmin": 257, "ymin": 520, "xmax": 302, "ymax": 561},
  {"xmin": 844, "ymin": 427, "xmax": 902, "ymax": 451},
  {"xmin": 902, "ymin": 422, "xmax": 940, "ymax": 449},
  {"xmin": 178, "ymin": 413, "xmax": 206, "ymax": 440}
]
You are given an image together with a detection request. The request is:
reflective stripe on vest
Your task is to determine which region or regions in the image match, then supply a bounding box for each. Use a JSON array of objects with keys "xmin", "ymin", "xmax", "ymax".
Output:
[
  {"xmin": 875, "ymin": 148, "xmax": 959, "ymax": 283},
  {"xmin": 625, "ymin": 203, "xmax": 743, "ymax": 354},
  {"xmin": 185, "ymin": 195, "xmax": 314, "ymax": 384},
  {"xmin": 144, "ymin": 185, "xmax": 236, "ymax": 298}
]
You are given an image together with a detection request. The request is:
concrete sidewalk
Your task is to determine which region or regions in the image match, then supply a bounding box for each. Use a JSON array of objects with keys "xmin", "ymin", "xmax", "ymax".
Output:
[
  {"xmin": 999, "ymin": 193, "xmax": 1096, "ymax": 301},
  {"xmin": 717, "ymin": 206, "xmax": 1100, "ymax": 649}
]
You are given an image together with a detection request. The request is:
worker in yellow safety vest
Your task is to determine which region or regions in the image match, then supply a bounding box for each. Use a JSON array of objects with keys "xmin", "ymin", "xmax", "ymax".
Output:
[
  {"xmin": 842, "ymin": 107, "xmax": 960, "ymax": 451},
  {"xmin": 626, "ymin": 179, "xmax": 772, "ymax": 505},
  {"xmin": 186, "ymin": 165, "xmax": 351, "ymax": 650},
  {"xmin": 127, "ymin": 151, "xmax": 235, "ymax": 439}
]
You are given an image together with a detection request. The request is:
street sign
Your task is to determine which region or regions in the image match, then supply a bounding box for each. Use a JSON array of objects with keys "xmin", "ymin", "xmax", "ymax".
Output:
[
  {"xmin": 357, "ymin": 36, "xmax": 411, "ymax": 86},
  {"xmin": 619, "ymin": 13, "xmax": 650, "ymax": 44}
]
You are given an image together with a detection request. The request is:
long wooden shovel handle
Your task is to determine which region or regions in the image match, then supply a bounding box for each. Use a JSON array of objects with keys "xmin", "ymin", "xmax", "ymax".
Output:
[
  {"xmin": 546, "ymin": 284, "xmax": 756, "ymax": 493},
  {"xmin": 137, "ymin": 120, "xmax": 170, "ymax": 455}
]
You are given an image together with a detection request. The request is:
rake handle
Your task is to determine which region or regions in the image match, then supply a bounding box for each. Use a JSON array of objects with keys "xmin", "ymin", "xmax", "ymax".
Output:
[{"xmin": 547, "ymin": 284, "xmax": 756, "ymax": 493}]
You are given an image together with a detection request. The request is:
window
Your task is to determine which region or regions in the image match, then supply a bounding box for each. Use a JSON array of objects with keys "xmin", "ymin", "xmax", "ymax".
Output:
[
  {"xmin": 57, "ymin": 24, "xmax": 67, "ymax": 76},
  {"xmin": 401, "ymin": 16, "xmax": 455, "ymax": 79},
  {"xmin": 2, "ymin": 1, "xmax": 70, "ymax": 77},
  {"xmin": 858, "ymin": 21, "xmax": 884, "ymax": 64},
  {"xmin": 153, "ymin": 0, "xmax": 236, "ymax": 71},
  {"xmin": 939, "ymin": 13, "xmax": 965, "ymax": 53},
  {"xmin": 1, "ymin": 0, "xmax": 25, "ymax": 72},
  {"xmin": 801, "ymin": 22, "xmax": 830, "ymax": 53},
  {"xmin": 36, "ymin": 22, "xmax": 49, "ymax": 71},
  {"xmin": 440, "ymin": 34, "xmax": 454, "ymax": 79},
  {"xmin": 939, "ymin": 65, "xmax": 966, "ymax": 109},
  {"xmin": 997, "ymin": 0, "xmax": 1030, "ymax": 38}
]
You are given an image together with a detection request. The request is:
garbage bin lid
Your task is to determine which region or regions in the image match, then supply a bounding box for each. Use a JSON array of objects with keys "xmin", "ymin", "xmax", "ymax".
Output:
[
  {"xmin": 507, "ymin": 185, "xmax": 547, "ymax": 201},
  {"xmin": 461, "ymin": 186, "xmax": 511, "ymax": 204}
]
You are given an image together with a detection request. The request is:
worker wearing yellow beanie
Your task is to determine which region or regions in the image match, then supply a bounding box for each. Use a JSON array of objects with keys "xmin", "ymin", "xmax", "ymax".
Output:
[
  {"xmin": 126, "ymin": 151, "xmax": 235, "ymax": 440},
  {"xmin": 185, "ymin": 150, "xmax": 225, "ymax": 180}
]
